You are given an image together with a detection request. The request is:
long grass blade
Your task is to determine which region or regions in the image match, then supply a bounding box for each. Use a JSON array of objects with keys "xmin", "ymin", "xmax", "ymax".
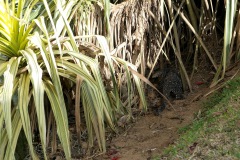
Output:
[
  {"xmin": 34, "ymin": 16, "xmax": 72, "ymax": 159},
  {"xmin": 222, "ymin": 0, "xmax": 237, "ymax": 75},
  {"xmin": 81, "ymin": 81, "xmax": 106, "ymax": 151},
  {"xmin": 18, "ymin": 73, "xmax": 39, "ymax": 159},
  {"xmin": 22, "ymin": 49, "xmax": 47, "ymax": 159},
  {"xmin": 43, "ymin": 79, "xmax": 71, "ymax": 160},
  {"xmin": 4, "ymin": 109, "xmax": 22, "ymax": 160},
  {"xmin": 2, "ymin": 57, "xmax": 21, "ymax": 150},
  {"xmin": 0, "ymin": 100, "xmax": 7, "ymax": 159}
]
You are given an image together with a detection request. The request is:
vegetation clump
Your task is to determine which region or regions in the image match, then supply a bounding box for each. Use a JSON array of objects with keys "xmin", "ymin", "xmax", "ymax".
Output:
[
  {"xmin": 160, "ymin": 77, "xmax": 240, "ymax": 159},
  {"xmin": 0, "ymin": 0, "xmax": 239, "ymax": 159}
]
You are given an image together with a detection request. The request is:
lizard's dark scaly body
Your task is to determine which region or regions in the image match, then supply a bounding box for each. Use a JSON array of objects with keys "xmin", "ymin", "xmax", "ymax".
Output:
[{"xmin": 147, "ymin": 68, "xmax": 184, "ymax": 115}]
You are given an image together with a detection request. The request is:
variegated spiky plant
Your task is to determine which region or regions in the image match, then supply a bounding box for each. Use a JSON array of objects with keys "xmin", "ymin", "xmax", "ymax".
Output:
[{"xmin": 0, "ymin": 0, "xmax": 147, "ymax": 159}]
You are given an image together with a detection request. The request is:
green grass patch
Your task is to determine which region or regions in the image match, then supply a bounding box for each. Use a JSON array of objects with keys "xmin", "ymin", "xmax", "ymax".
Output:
[{"xmin": 157, "ymin": 77, "xmax": 240, "ymax": 159}]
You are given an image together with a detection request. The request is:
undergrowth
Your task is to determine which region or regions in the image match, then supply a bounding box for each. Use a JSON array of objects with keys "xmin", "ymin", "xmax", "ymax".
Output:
[{"xmin": 153, "ymin": 77, "xmax": 240, "ymax": 159}]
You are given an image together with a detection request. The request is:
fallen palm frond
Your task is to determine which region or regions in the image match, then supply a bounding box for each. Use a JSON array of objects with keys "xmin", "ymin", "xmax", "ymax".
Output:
[
  {"xmin": 108, "ymin": 0, "xmax": 215, "ymax": 92},
  {"xmin": 109, "ymin": 0, "xmax": 240, "ymax": 88}
]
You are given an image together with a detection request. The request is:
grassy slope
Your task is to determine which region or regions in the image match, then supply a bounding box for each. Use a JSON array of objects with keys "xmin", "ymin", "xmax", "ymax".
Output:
[{"xmin": 155, "ymin": 77, "xmax": 240, "ymax": 160}]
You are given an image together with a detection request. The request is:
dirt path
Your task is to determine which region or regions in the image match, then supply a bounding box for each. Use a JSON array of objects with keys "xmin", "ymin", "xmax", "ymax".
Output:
[
  {"xmin": 89, "ymin": 65, "xmax": 240, "ymax": 160},
  {"xmin": 99, "ymin": 83, "xmax": 211, "ymax": 160}
]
